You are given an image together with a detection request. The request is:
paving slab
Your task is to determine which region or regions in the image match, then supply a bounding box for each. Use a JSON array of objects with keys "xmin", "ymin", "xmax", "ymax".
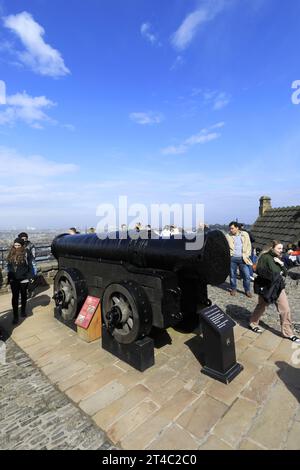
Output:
[{"xmin": 1, "ymin": 275, "xmax": 300, "ymax": 450}]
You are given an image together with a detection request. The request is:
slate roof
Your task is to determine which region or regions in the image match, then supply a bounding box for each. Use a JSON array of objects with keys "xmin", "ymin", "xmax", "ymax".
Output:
[{"xmin": 251, "ymin": 205, "xmax": 300, "ymax": 249}]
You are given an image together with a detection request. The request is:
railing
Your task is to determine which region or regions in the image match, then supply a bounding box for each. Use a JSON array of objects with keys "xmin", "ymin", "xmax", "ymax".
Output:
[{"xmin": 0, "ymin": 245, "xmax": 54, "ymax": 269}]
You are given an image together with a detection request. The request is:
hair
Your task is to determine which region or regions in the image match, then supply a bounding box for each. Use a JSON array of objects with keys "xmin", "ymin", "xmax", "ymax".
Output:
[
  {"xmin": 7, "ymin": 245, "xmax": 26, "ymax": 264},
  {"xmin": 258, "ymin": 240, "xmax": 282, "ymax": 259},
  {"xmin": 229, "ymin": 221, "xmax": 239, "ymax": 228},
  {"xmin": 18, "ymin": 232, "xmax": 28, "ymax": 239},
  {"xmin": 271, "ymin": 240, "xmax": 282, "ymax": 249},
  {"xmin": 298, "ymin": 240, "xmax": 300, "ymax": 249}
]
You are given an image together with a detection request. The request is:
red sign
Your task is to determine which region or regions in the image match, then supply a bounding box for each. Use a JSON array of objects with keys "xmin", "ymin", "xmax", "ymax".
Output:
[{"xmin": 75, "ymin": 296, "xmax": 100, "ymax": 329}]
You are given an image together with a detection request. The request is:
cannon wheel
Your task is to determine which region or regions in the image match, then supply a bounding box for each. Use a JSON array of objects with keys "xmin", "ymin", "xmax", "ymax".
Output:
[
  {"xmin": 54, "ymin": 269, "xmax": 87, "ymax": 321},
  {"xmin": 102, "ymin": 281, "xmax": 152, "ymax": 344}
]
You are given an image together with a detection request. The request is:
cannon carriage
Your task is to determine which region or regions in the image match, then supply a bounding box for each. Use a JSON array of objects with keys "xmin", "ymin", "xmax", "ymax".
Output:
[{"xmin": 51, "ymin": 230, "xmax": 230, "ymax": 345}]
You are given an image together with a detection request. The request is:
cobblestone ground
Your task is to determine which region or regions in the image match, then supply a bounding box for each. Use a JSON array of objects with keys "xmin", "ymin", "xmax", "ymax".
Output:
[
  {"xmin": 0, "ymin": 338, "xmax": 114, "ymax": 450},
  {"xmin": 209, "ymin": 266, "xmax": 300, "ymax": 335}
]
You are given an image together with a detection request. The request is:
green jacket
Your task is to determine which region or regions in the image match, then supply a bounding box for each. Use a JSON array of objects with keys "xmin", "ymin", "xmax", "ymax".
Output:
[{"xmin": 256, "ymin": 250, "xmax": 287, "ymax": 282}]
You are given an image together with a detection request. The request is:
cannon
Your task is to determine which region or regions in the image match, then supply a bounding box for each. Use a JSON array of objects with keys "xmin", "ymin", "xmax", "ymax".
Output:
[{"xmin": 52, "ymin": 230, "xmax": 230, "ymax": 345}]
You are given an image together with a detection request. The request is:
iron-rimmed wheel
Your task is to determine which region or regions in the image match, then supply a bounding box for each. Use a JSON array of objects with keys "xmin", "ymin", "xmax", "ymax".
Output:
[
  {"xmin": 102, "ymin": 281, "xmax": 152, "ymax": 344},
  {"xmin": 53, "ymin": 269, "xmax": 87, "ymax": 321}
]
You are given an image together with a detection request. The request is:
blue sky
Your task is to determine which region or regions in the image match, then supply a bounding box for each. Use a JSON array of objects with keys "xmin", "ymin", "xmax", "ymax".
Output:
[{"xmin": 0, "ymin": 0, "xmax": 299, "ymax": 229}]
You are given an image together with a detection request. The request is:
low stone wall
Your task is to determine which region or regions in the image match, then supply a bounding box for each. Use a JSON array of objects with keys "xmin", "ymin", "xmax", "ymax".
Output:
[{"xmin": 0, "ymin": 260, "xmax": 58, "ymax": 295}]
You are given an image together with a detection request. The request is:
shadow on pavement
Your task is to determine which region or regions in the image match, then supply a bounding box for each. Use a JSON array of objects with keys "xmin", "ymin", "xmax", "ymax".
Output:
[
  {"xmin": 275, "ymin": 360, "xmax": 300, "ymax": 404},
  {"xmin": 150, "ymin": 327, "xmax": 172, "ymax": 349},
  {"xmin": 184, "ymin": 335, "xmax": 205, "ymax": 367},
  {"xmin": 258, "ymin": 320, "xmax": 282, "ymax": 338},
  {"xmin": 225, "ymin": 303, "xmax": 252, "ymax": 329},
  {"xmin": 0, "ymin": 291, "xmax": 52, "ymax": 341}
]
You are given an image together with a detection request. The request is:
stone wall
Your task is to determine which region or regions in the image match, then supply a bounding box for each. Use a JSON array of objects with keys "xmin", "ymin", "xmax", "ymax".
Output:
[{"xmin": 0, "ymin": 261, "xmax": 58, "ymax": 295}]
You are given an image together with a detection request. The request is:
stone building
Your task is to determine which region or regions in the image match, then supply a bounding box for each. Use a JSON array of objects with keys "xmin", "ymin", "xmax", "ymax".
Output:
[{"xmin": 251, "ymin": 196, "xmax": 300, "ymax": 249}]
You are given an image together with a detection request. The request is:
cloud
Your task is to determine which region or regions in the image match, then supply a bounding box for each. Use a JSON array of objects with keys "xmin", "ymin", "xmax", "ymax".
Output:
[
  {"xmin": 62, "ymin": 123, "xmax": 76, "ymax": 132},
  {"xmin": 209, "ymin": 91, "xmax": 231, "ymax": 110},
  {"xmin": 0, "ymin": 91, "xmax": 56, "ymax": 128},
  {"xmin": 0, "ymin": 79, "xmax": 5, "ymax": 104},
  {"xmin": 161, "ymin": 122, "xmax": 224, "ymax": 155},
  {"xmin": 214, "ymin": 95, "xmax": 230, "ymax": 110},
  {"xmin": 0, "ymin": 146, "xmax": 78, "ymax": 177},
  {"xmin": 170, "ymin": 55, "xmax": 184, "ymax": 71},
  {"xmin": 3, "ymin": 11, "xmax": 70, "ymax": 77},
  {"xmin": 140, "ymin": 22, "xmax": 159, "ymax": 45},
  {"xmin": 171, "ymin": 0, "xmax": 227, "ymax": 50},
  {"xmin": 130, "ymin": 111, "xmax": 164, "ymax": 125},
  {"xmin": 192, "ymin": 89, "xmax": 231, "ymax": 110}
]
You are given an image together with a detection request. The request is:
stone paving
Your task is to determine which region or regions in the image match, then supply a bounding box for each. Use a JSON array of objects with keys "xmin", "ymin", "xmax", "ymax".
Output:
[
  {"xmin": 0, "ymin": 268, "xmax": 299, "ymax": 450},
  {"xmin": 0, "ymin": 338, "xmax": 114, "ymax": 450}
]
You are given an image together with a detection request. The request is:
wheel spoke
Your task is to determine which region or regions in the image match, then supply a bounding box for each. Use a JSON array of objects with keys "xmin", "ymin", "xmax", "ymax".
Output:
[{"xmin": 112, "ymin": 296, "xmax": 120, "ymax": 305}]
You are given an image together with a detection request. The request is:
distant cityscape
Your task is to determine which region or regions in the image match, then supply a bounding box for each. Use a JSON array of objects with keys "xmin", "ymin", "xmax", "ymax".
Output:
[
  {"xmin": 0, "ymin": 229, "xmax": 62, "ymax": 250},
  {"xmin": 0, "ymin": 223, "xmax": 252, "ymax": 250}
]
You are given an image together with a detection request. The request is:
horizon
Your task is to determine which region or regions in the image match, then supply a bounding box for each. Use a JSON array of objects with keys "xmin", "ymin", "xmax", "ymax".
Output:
[{"xmin": 0, "ymin": 0, "xmax": 299, "ymax": 227}]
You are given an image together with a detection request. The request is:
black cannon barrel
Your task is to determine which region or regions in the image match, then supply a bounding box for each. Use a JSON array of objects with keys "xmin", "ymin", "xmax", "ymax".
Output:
[{"xmin": 51, "ymin": 230, "xmax": 230, "ymax": 285}]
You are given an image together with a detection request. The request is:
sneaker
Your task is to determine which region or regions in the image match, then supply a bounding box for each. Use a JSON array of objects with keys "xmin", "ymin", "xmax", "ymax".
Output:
[
  {"xmin": 249, "ymin": 324, "xmax": 263, "ymax": 333},
  {"xmin": 246, "ymin": 292, "xmax": 253, "ymax": 298},
  {"xmin": 288, "ymin": 336, "xmax": 300, "ymax": 343},
  {"xmin": 230, "ymin": 290, "xmax": 237, "ymax": 296}
]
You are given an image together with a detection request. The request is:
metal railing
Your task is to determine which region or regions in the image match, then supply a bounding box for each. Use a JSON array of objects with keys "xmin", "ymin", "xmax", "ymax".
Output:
[{"xmin": 0, "ymin": 245, "xmax": 54, "ymax": 269}]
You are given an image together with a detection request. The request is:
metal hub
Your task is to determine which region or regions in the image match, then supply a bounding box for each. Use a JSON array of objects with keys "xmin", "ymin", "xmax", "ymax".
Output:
[
  {"xmin": 54, "ymin": 269, "xmax": 87, "ymax": 321},
  {"xmin": 102, "ymin": 282, "xmax": 152, "ymax": 344}
]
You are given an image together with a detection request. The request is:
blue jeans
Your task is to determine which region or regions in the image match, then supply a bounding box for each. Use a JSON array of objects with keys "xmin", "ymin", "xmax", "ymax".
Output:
[{"xmin": 230, "ymin": 256, "xmax": 251, "ymax": 293}]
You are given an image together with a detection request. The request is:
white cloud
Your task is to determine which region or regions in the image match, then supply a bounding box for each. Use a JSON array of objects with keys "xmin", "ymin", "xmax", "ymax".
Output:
[
  {"xmin": 192, "ymin": 89, "xmax": 231, "ymax": 110},
  {"xmin": 161, "ymin": 145, "xmax": 187, "ymax": 155},
  {"xmin": 0, "ymin": 146, "xmax": 78, "ymax": 177},
  {"xmin": 171, "ymin": 0, "xmax": 227, "ymax": 50},
  {"xmin": 170, "ymin": 55, "xmax": 184, "ymax": 71},
  {"xmin": 0, "ymin": 79, "xmax": 6, "ymax": 104},
  {"xmin": 185, "ymin": 131, "xmax": 219, "ymax": 146},
  {"xmin": 130, "ymin": 111, "xmax": 164, "ymax": 125},
  {"xmin": 0, "ymin": 91, "xmax": 56, "ymax": 128},
  {"xmin": 3, "ymin": 11, "xmax": 70, "ymax": 77},
  {"xmin": 161, "ymin": 122, "xmax": 224, "ymax": 155},
  {"xmin": 140, "ymin": 22, "xmax": 159, "ymax": 45},
  {"xmin": 62, "ymin": 124, "xmax": 76, "ymax": 132},
  {"xmin": 212, "ymin": 92, "xmax": 231, "ymax": 110}
]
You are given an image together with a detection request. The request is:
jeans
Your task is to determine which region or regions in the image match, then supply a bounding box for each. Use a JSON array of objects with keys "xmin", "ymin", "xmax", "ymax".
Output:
[
  {"xmin": 230, "ymin": 256, "xmax": 251, "ymax": 293},
  {"xmin": 10, "ymin": 280, "xmax": 28, "ymax": 318}
]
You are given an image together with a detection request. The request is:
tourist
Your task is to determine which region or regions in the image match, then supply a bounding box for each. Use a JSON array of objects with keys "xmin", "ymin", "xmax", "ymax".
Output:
[
  {"xmin": 249, "ymin": 240, "xmax": 300, "ymax": 343},
  {"xmin": 68, "ymin": 227, "xmax": 80, "ymax": 235},
  {"xmin": 238, "ymin": 223, "xmax": 256, "ymax": 280},
  {"xmin": 226, "ymin": 221, "xmax": 252, "ymax": 297},
  {"xmin": 18, "ymin": 232, "xmax": 37, "ymax": 298},
  {"xmin": 18, "ymin": 232, "xmax": 36, "ymax": 259},
  {"xmin": 288, "ymin": 241, "xmax": 300, "ymax": 265},
  {"xmin": 6, "ymin": 238, "xmax": 34, "ymax": 324}
]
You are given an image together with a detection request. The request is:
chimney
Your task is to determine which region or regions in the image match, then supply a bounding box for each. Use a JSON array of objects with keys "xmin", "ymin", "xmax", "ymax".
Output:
[{"xmin": 259, "ymin": 196, "xmax": 272, "ymax": 216}]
